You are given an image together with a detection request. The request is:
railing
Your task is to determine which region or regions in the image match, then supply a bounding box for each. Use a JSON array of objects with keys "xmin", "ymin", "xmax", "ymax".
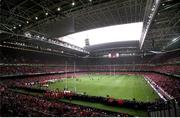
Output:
[{"xmin": 148, "ymin": 97, "xmax": 180, "ymax": 117}]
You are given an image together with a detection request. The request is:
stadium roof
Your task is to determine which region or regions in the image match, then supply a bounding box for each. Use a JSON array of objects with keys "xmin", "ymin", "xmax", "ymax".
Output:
[
  {"xmin": 0, "ymin": 0, "xmax": 179, "ymax": 57},
  {"xmin": 142, "ymin": 0, "xmax": 180, "ymax": 51},
  {"xmin": 59, "ymin": 22, "xmax": 143, "ymax": 48}
]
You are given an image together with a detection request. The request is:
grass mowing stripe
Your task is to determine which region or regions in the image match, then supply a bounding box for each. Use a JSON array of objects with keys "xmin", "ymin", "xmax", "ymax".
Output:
[{"xmin": 59, "ymin": 99, "xmax": 148, "ymax": 117}]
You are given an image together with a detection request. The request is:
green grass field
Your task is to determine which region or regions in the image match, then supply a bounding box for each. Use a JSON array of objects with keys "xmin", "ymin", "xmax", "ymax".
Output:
[{"xmin": 48, "ymin": 74, "xmax": 159, "ymax": 102}]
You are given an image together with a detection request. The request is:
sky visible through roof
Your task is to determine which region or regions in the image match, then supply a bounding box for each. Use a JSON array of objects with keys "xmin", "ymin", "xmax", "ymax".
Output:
[{"xmin": 59, "ymin": 22, "xmax": 143, "ymax": 48}]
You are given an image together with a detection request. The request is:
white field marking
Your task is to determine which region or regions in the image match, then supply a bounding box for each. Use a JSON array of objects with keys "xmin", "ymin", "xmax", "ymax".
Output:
[{"xmin": 144, "ymin": 76, "xmax": 173, "ymax": 101}]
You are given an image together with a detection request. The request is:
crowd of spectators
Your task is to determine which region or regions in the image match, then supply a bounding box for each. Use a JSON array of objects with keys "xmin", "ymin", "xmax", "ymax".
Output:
[
  {"xmin": 1, "ymin": 68, "xmax": 180, "ymax": 99},
  {"xmin": 153, "ymin": 65, "xmax": 180, "ymax": 75},
  {"xmin": 1, "ymin": 73, "xmax": 84, "ymax": 87},
  {"xmin": 1, "ymin": 64, "xmax": 179, "ymax": 76},
  {"xmin": 144, "ymin": 73, "xmax": 180, "ymax": 98},
  {"xmin": 1, "ymin": 48, "xmax": 179, "ymax": 76},
  {"xmin": 1, "ymin": 38, "xmax": 180, "ymax": 117},
  {"xmin": 1, "ymin": 50, "xmax": 179, "ymax": 116},
  {"xmin": 1, "ymin": 75, "xmax": 61, "ymax": 87},
  {"xmin": 0, "ymin": 66, "xmax": 65, "ymax": 76},
  {"xmin": 45, "ymin": 91, "xmax": 153, "ymax": 110},
  {"xmin": 0, "ymin": 73, "xmax": 179, "ymax": 116},
  {"xmin": 0, "ymin": 85, "xmax": 129, "ymax": 117}
]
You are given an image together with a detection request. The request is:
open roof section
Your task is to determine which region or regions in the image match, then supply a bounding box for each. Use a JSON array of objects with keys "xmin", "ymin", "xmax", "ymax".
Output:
[{"xmin": 59, "ymin": 22, "xmax": 143, "ymax": 48}]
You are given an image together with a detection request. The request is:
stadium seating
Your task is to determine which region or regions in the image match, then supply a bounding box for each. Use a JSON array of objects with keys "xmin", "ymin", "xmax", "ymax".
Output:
[
  {"xmin": 1, "ymin": 50, "xmax": 179, "ymax": 117},
  {"xmin": 1, "ymin": 64, "xmax": 179, "ymax": 76},
  {"xmin": 144, "ymin": 73, "xmax": 180, "ymax": 98},
  {"xmin": 0, "ymin": 87, "xmax": 129, "ymax": 117},
  {"xmin": 153, "ymin": 65, "xmax": 180, "ymax": 75}
]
